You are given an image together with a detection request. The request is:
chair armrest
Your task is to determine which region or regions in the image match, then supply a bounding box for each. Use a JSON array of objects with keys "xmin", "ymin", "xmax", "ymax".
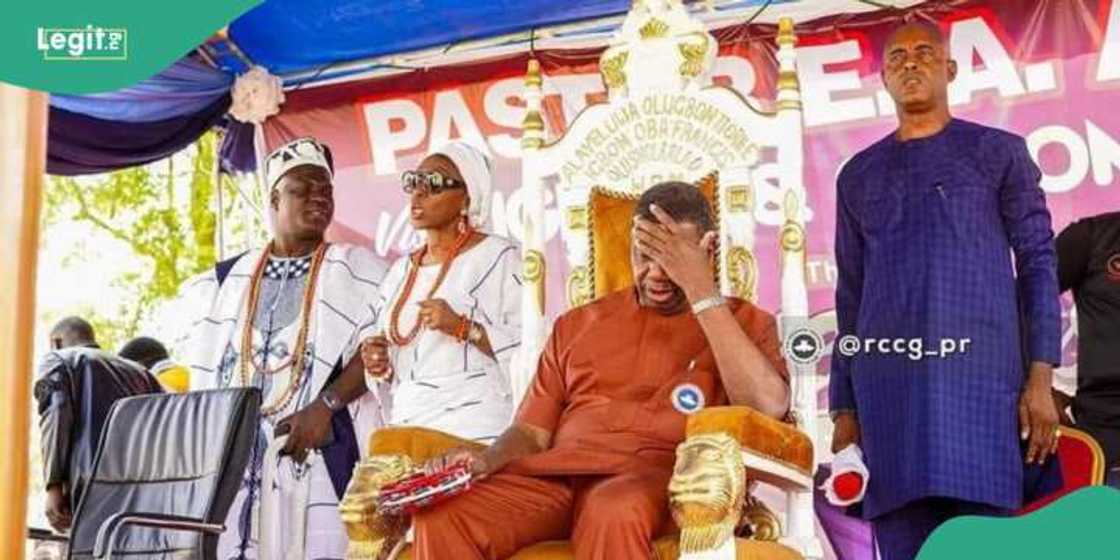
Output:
[
  {"xmin": 686, "ymin": 406, "xmax": 814, "ymax": 490},
  {"xmin": 93, "ymin": 512, "xmax": 224, "ymax": 560},
  {"xmin": 365, "ymin": 425, "xmax": 485, "ymax": 462},
  {"xmin": 26, "ymin": 526, "xmax": 68, "ymax": 543}
]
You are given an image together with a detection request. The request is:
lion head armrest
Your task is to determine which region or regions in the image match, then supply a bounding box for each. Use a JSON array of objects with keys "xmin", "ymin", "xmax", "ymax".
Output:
[
  {"xmin": 669, "ymin": 412, "xmax": 808, "ymax": 559},
  {"xmin": 685, "ymin": 406, "xmax": 814, "ymax": 491},
  {"xmin": 670, "ymin": 407, "xmax": 812, "ymax": 558}
]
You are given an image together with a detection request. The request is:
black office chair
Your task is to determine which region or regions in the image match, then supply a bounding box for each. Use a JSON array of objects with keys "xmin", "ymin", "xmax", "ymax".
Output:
[{"xmin": 62, "ymin": 388, "xmax": 260, "ymax": 560}]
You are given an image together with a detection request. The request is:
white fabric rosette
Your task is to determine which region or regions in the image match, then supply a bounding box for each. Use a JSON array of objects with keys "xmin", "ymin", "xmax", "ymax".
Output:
[{"xmin": 230, "ymin": 65, "xmax": 285, "ymax": 124}]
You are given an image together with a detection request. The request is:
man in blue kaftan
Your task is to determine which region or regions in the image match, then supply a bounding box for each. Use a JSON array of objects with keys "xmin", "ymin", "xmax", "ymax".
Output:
[{"xmin": 829, "ymin": 22, "xmax": 1062, "ymax": 560}]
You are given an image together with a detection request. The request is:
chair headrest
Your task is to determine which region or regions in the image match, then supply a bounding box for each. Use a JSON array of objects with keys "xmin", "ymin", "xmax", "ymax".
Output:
[
  {"xmin": 90, "ymin": 388, "xmax": 258, "ymax": 483},
  {"xmin": 67, "ymin": 388, "xmax": 261, "ymax": 559}
]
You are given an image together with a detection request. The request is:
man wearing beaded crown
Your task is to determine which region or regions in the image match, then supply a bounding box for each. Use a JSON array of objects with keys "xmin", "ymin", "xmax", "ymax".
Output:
[{"xmin": 176, "ymin": 137, "xmax": 388, "ymax": 559}]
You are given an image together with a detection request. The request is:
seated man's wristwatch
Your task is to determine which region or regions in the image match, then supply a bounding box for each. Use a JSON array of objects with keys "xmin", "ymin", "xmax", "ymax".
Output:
[{"xmin": 690, "ymin": 294, "xmax": 726, "ymax": 315}]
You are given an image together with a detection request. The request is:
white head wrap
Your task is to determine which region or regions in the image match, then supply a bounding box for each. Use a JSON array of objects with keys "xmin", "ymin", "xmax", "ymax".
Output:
[
  {"xmin": 429, "ymin": 140, "xmax": 493, "ymax": 231},
  {"xmin": 263, "ymin": 137, "xmax": 334, "ymax": 192}
]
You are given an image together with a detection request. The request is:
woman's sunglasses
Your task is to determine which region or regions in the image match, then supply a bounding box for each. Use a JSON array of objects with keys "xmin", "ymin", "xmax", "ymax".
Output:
[{"xmin": 401, "ymin": 170, "xmax": 466, "ymax": 195}]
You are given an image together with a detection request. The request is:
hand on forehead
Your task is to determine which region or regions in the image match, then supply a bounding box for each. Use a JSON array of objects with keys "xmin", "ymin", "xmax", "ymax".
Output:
[{"xmin": 636, "ymin": 204, "xmax": 705, "ymax": 242}]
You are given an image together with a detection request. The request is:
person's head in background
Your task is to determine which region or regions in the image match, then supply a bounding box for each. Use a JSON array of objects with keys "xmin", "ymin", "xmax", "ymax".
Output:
[
  {"xmin": 48, "ymin": 317, "xmax": 97, "ymax": 350},
  {"xmin": 119, "ymin": 336, "xmax": 190, "ymax": 392},
  {"xmin": 118, "ymin": 336, "xmax": 169, "ymax": 369}
]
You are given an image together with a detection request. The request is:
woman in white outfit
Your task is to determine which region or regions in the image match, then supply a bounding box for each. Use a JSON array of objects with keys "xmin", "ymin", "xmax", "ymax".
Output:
[{"xmin": 360, "ymin": 141, "xmax": 519, "ymax": 443}]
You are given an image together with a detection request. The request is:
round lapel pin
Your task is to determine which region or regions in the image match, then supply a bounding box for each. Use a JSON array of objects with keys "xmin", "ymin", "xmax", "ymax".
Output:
[{"xmin": 671, "ymin": 383, "xmax": 705, "ymax": 415}]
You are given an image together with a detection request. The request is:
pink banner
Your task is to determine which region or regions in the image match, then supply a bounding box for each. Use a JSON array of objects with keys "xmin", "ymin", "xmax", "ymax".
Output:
[{"xmin": 265, "ymin": 0, "xmax": 1120, "ymax": 392}]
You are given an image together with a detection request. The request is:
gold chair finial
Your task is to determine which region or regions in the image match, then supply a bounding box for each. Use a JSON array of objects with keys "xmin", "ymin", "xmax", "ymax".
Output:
[
  {"xmin": 777, "ymin": 17, "xmax": 796, "ymax": 47},
  {"xmin": 639, "ymin": 18, "xmax": 670, "ymax": 40},
  {"xmin": 524, "ymin": 57, "xmax": 542, "ymax": 88},
  {"xmin": 783, "ymin": 190, "xmax": 799, "ymax": 223}
]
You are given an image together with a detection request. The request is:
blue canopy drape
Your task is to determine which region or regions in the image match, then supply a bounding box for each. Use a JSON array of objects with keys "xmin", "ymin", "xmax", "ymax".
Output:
[
  {"xmin": 46, "ymin": 56, "xmax": 248, "ymax": 175},
  {"xmin": 226, "ymin": 0, "xmax": 633, "ymax": 74},
  {"xmin": 50, "ymin": 57, "xmax": 232, "ymax": 123},
  {"xmin": 47, "ymin": 93, "xmax": 232, "ymax": 176}
]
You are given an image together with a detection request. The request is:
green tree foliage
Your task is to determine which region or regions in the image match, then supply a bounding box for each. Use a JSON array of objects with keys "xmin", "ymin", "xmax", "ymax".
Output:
[{"xmin": 42, "ymin": 131, "xmax": 226, "ymax": 349}]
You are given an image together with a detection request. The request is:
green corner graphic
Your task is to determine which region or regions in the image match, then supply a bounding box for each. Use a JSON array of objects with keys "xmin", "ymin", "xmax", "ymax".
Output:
[
  {"xmin": 2, "ymin": 1, "xmax": 261, "ymax": 94},
  {"xmin": 919, "ymin": 486, "xmax": 1120, "ymax": 559}
]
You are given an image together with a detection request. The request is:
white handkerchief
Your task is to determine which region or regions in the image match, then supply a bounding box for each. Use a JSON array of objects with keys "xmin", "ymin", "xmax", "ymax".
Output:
[{"xmin": 821, "ymin": 443, "xmax": 869, "ymax": 507}]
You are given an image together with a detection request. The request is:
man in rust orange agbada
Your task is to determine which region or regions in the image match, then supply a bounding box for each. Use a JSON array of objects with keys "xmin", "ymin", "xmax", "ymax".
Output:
[{"xmin": 414, "ymin": 180, "xmax": 791, "ymax": 559}]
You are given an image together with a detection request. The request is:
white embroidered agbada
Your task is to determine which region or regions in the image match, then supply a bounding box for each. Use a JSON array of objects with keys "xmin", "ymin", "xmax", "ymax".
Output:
[
  {"xmin": 372, "ymin": 234, "xmax": 521, "ymax": 442},
  {"xmin": 179, "ymin": 243, "xmax": 387, "ymax": 560}
]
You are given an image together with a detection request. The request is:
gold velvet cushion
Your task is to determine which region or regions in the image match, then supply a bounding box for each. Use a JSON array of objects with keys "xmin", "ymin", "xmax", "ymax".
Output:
[
  {"xmin": 589, "ymin": 174, "xmax": 718, "ymax": 299},
  {"xmin": 366, "ymin": 425, "xmax": 484, "ymax": 463},
  {"xmin": 686, "ymin": 406, "xmax": 813, "ymax": 478}
]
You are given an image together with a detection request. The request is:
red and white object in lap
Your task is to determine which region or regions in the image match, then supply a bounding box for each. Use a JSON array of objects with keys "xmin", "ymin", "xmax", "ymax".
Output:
[{"xmin": 376, "ymin": 461, "xmax": 474, "ymax": 516}]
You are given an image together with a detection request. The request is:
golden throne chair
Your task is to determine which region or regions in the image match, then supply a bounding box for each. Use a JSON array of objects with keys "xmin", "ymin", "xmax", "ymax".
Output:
[
  {"xmin": 510, "ymin": 2, "xmax": 822, "ymax": 556},
  {"xmin": 339, "ymin": 180, "xmax": 813, "ymax": 560},
  {"xmin": 505, "ymin": 182, "xmax": 815, "ymax": 559},
  {"xmin": 341, "ymin": 411, "xmax": 811, "ymax": 560}
]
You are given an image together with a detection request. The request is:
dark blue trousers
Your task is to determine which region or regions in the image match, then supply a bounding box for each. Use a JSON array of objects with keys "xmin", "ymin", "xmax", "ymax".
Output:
[{"xmin": 872, "ymin": 497, "xmax": 1009, "ymax": 560}]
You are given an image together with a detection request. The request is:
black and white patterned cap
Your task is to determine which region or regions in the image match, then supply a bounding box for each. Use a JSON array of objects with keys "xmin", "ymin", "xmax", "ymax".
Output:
[{"xmin": 264, "ymin": 137, "xmax": 335, "ymax": 192}]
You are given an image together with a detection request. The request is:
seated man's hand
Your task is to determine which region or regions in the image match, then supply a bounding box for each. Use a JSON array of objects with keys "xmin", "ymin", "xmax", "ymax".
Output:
[
  {"xmin": 423, "ymin": 448, "xmax": 492, "ymax": 480},
  {"xmin": 360, "ymin": 335, "xmax": 392, "ymax": 381},
  {"xmin": 45, "ymin": 484, "xmax": 71, "ymax": 533},
  {"xmin": 831, "ymin": 412, "xmax": 861, "ymax": 454},
  {"xmin": 276, "ymin": 400, "xmax": 333, "ymax": 464}
]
